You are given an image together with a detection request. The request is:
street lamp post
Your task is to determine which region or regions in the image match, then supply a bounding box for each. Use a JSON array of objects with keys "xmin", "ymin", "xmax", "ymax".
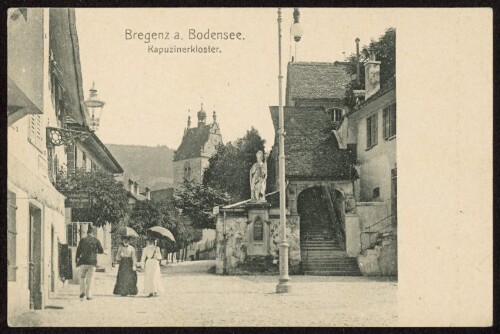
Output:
[
  {"xmin": 276, "ymin": 7, "xmax": 303, "ymax": 294},
  {"xmin": 276, "ymin": 8, "xmax": 288, "ymax": 294}
]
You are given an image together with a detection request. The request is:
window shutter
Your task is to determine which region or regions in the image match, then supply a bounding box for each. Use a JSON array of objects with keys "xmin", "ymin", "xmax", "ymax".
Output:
[
  {"xmin": 366, "ymin": 117, "xmax": 371, "ymax": 148},
  {"xmin": 7, "ymin": 191, "xmax": 17, "ymax": 281},
  {"xmin": 28, "ymin": 115, "xmax": 36, "ymax": 143},
  {"xmin": 35, "ymin": 115, "xmax": 42, "ymax": 146},
  {"xmin": 372, "ymin": 114, "xmax": 378, "ymax": 146},
  {"xmin": 391, "ymin": 103, "xmax": 397, "ymax": 137},
  {"xmin": 28, "ymin": 115, "xmax": 43, "ymax": 151}
]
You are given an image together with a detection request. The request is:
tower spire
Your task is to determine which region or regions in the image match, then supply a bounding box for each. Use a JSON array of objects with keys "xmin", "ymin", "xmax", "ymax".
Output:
[{"xmin": 197, "ymin": 103, "xmax": 207, "ymax": 127}]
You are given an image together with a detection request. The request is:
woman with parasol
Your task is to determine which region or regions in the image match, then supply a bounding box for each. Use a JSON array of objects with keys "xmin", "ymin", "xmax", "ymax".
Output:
[
  {"xmin": 141, "ymin": 236, "xmax": 163, "ymax": 297},
  {"xmin": 112, "ymin": 227, "xmax": 139, "ymax": 297},
  {"xmin": 141, "ymin": 226, "xmax": 175, "ymax": 297}
]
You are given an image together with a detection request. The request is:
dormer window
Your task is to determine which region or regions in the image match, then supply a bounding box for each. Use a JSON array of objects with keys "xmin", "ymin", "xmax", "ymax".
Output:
[{"xmin": 327, "ymin": 108, "xmax": 344, "ymax": 122}]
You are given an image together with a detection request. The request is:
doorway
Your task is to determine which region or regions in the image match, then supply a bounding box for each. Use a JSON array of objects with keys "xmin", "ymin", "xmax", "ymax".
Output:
[
  {"xmin": 29, "ymin": 204, "xmax": 42, "ymax": 310},
  {"xmin": 50, "ymin": 225, "xmax": 55, "ymax": 293}
]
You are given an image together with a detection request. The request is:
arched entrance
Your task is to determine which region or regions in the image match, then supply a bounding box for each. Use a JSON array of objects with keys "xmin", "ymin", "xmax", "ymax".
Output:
[{"xmin": 297, "ymin": 186, "xmax": 360, "ymax": 275}]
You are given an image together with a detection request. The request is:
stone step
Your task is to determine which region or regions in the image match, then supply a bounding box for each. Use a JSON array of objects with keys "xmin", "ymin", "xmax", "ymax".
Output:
[
  {"xmin": 302, "ymin": 239, "xmax": 338, "ymax": 243},
  {"xmin": 302, "ymin": 240, "xmax": 337, "ymax": 243},
  {"xmin": 304, "ymin": 257, "xmax": 356, "ymax": 262},
  {"xmin": 304, "ymin": 260, "xmax": 357, "ymax": 265},
  {"xmin": 306, "ymin": 265, "xmax": 354, "ymax": 270},
  {"xmin": 304, "ymin": 270, "xmax": 362, "ymax": 276},
  {"xmin": 304, "ymin": 267, "xmax": 361, "ymax": 271},
  {"xmin": 302, "ymin": 249, "xmax": 343, "ymax": 254},
  {"xmin": 301, "ymin": 245, "xmax": 339, "ymax": 249}
]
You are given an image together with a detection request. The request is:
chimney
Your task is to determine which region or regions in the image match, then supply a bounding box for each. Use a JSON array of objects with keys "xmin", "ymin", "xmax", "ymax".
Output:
[
  {"xmin": 212, "ymin": 110, "xmax": 217, "ymax": 124},
  {"xmin": 364, "ymin": 50, "xmax": 381, "ymax": 99},
  {"xmin": 145, "ymin": 187, "xmax": 151, "ymax": 200},
  {"xmin": 128, "ymin": 179, "xmax": 134, "ymax": 192},
  {"xmin": 187, "ymin": 110, "xmax": 191, "ymax": 129},
  {"xmin": 355, "ymin": 37, "xmax": 361, "ymax": 87},
  {"xmin": 197, "ymin": 103, "xmax": 206, "ymax": 127},
  {"xmin": 134, "ymin": 181, "xmax": 139, "ymax": 195}
]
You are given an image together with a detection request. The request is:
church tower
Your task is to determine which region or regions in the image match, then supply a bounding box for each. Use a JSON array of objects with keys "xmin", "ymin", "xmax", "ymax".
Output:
[{"xmin": 173, "ymin": 104, "xmax": 222, "ymax": 189}]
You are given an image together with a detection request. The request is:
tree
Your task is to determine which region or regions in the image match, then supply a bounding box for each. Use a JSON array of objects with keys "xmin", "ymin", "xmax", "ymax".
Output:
[
  {"xmin": 175, "ymin": 179, "xmax": 229, "ymax": 230},
  {"xmin": 56, "ymin": 169, "xmax": 129, "ymax": 227},
  {"xmin": 128, "ymin": 198, "xmax": 202, "ymax": 252},
  {"xmin": 345, "ymin": 27, "xmax": 396, "ymax": 90},
  {"xmin": 203, "ymin": 127, "xmax": 267, "ymax": 202}
]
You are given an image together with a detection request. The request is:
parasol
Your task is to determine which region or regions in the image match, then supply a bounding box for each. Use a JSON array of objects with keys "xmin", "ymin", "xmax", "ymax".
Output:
[
  {"xmin": 114, "ymin": 226, "xmax": 139, "ymax": 237},
  {"xmin": 147, "ymin": 226, "xmax": 175, "ymax": 242}
]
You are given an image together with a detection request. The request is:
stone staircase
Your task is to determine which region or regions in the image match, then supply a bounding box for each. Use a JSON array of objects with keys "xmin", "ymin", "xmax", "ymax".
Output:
[{"xmin": 301, "ymin": 222, "xmax": 361, "ymax": 276}]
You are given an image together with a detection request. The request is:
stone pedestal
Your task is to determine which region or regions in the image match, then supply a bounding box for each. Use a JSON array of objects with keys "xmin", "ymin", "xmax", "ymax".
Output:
[{"xmin": 215, "ymin": 201, "xmax": 301, "ymax": 275}]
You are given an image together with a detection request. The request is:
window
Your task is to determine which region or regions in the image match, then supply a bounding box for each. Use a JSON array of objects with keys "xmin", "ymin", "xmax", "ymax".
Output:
[
  {"xmin": 82, "ymin": 152, "xmax": 87, "ymax": 171},
  {"xmin": 51, "ymin": 74, "xmax": 65, "ymax": 123},
  {"xmin": 28, "ymin": 114, "xmax": 44, "ymax": 152},
  {"xmin": 366, "ymin": 113, "xmax": 378, "ymax": 149},
  {"xmin": 184, "ymin": 163, "xmax": 192, "ymax": 181},
  {"xmin": 7, "ymin": 191, "xmax": 17, "ymax": 281},
  {"xmin": 327, "ymin": 108, "xmax": 344, "ymax": 122},
  {"xmin": 67, "ymin": 222, "xmax": 93, "ymax": 247},
  {"xmin": 383, "ymin": 103, "xmax": 397, "ymax": 139}
]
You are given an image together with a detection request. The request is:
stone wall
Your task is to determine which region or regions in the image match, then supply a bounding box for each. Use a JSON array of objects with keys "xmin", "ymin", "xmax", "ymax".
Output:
[{"xmin": 356, "ymin": 202, "xmax": 390, "ymax": 250}]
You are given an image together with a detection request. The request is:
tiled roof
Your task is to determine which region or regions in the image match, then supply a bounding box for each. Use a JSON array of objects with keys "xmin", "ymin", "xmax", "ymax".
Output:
[
  {"xmin": 174, "ymin": 125, "xmax": 212, "ymax": 161},
  {"xmin": 286, "ymin": 62, "xmax": 355, "ymax": 103},
  {"xmin": 270, "ymin": 106, "xmax": 352, "ymax": 180}
]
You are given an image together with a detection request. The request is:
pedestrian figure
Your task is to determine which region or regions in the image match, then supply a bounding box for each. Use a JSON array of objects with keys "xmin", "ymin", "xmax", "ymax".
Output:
[
  {"xmin": 141, "ymin": 238, "xmax": 163, "ymax": 297},
  {"xmin": 75, "ymin": 225, "xmax": 104, "ymax": 300},
  {"xmin": 113, "ymin": 236, "xmax": 138, "ymax": 296}
]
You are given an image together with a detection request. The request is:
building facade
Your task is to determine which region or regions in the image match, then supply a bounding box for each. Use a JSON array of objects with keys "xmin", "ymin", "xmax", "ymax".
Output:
[
  {"xmin": 217, "ymin": 55, "xmax": 397, "ymax": 276},
  {"xmin": 337, "ymin": 54, "xmax": 397, "ymax": 275},
  {"xmin": 172, "ymin": 104, "xmax": 222, "ymax": 260},
  {"xmin": 7, "ymin": 8, "xmax": 129, "ymax": 320},
  {"xmin": 7, "ymin": 8, "xmax": 81, "ymax": 316},
  {"xmin": 173, "ymin": 104, "xmax": 222, "ymax": 189}
]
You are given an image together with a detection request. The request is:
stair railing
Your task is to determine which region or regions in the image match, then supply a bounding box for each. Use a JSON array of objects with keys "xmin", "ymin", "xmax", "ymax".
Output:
[{"xmin": 363, "ymin": 215, "xmax": 395, "ymax": 249}]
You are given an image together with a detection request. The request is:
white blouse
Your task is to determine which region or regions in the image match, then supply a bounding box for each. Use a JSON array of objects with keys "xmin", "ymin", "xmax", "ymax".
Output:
[
  {"xmin": 115, "ymin": 245, "xmax": 137, "ymax": 265},
  {"xmin": 141, "ymin": 245, "xmax": 162, "ymax": 266}
]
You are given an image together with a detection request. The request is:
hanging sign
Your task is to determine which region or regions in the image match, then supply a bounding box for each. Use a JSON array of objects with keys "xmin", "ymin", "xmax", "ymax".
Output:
[{"xmin": 61, "ymin": 191, "xmax": 91, "ymax": 208}]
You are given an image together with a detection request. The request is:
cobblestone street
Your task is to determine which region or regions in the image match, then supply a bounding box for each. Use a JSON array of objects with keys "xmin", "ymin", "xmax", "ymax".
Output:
[{"xmin": 9, "ymin": 261, "xmax": 398, "ymax": 327}]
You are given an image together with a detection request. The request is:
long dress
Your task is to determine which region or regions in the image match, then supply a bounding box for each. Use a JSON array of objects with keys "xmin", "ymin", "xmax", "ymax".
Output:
[
  {"xmin": 113, "ymin": 245, "xmax": 138, "ymax": 296},
  {"xmin": 141, "ymin": 244, "xmax": 163, "ymax": 295}
]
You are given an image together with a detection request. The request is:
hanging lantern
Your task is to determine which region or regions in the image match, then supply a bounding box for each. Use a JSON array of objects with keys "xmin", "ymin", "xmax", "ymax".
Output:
[
  {"xmin": 290, "ymin": 8, "xmax": 303, "ymax": 42},
  {"xmin": 84, "ymin": 82, "xmax": 105, "ymax": 131}
]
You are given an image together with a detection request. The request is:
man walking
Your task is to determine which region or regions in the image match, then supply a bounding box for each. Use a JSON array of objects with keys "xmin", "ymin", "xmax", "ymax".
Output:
[{"xmin": 75, "ymin": 225, "xmax": 104, "ymax": 300}]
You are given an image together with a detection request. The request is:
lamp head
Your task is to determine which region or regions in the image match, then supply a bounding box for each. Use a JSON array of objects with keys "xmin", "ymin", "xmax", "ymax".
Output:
[
  {"xmin": 291, "ymin": 23, "xmax": 303, "ymax": 42},
  {"xmin": 291, "ymin": 8, "xmax": 303, "ymax": 42}
]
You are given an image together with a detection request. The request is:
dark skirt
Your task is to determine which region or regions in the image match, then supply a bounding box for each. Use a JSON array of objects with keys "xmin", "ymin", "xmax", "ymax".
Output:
[{"xmin": 113, "ymin": 257, "xmax": 138, "ymax": 296}]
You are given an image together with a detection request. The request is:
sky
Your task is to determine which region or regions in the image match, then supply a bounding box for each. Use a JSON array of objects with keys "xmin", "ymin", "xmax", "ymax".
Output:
[{"xmin": 75, "ymin": 8, "xmax": 395, "ymax": 150}]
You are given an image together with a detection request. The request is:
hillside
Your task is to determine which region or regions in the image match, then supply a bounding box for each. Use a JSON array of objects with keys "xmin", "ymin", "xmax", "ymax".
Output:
[{"xmin": 106, "ymin": 144, "xmax": 174, "ymax": 191}]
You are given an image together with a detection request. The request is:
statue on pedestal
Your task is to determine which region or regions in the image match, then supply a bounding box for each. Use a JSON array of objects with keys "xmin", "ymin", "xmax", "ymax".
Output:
[{"xmin": 250, "ymin": 150, "xmax": 267, "ymax": 202}]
